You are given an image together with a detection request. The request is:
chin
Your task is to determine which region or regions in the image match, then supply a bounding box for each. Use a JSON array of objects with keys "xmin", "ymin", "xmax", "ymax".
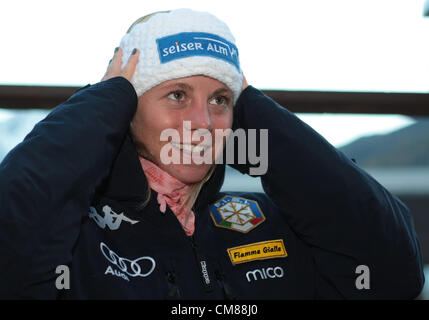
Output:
[{"xmin": 165, "ymin": 163, "xmax": 213, "ymax": 184}]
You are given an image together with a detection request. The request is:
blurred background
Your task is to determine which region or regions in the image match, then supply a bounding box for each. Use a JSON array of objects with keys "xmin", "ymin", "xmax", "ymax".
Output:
[{"xmin": 0, "ymin": 0, "xmax": 428, "ymax": 299}]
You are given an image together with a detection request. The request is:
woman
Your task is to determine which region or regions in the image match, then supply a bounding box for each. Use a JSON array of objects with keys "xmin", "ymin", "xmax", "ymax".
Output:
[{"xmin": 0, "ymin": 9, "xmax": 424, "ymax": 299}]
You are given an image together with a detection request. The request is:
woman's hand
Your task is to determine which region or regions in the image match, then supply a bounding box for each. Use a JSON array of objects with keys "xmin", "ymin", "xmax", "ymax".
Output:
[
  {"xmin": 242, "ymin": 74, "xmax": 249, "ymax": 91},
  {"xmin": 101, "ymin": 47, "xmax": 139, "ymax": 82}
]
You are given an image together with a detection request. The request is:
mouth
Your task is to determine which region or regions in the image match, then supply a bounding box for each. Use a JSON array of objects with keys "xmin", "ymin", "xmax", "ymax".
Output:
[{"xmin": 170, "ymin": 141, "xmax": 211, "ymax": 153}]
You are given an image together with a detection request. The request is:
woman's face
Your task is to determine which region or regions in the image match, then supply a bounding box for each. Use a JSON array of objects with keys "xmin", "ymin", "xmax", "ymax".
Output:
[{"xmin": 131, "ymin": 75, "xmax": 234, "ymax": 184}]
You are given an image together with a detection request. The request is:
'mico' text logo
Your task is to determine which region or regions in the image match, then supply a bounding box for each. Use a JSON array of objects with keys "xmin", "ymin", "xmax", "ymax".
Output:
[
  {"xmin": 246, "ymin": 266, "xmax": 285, "ymax": 282},
  {"xmin": 156, "ymin": 32, "xmax": 240, "ymax": 71}
]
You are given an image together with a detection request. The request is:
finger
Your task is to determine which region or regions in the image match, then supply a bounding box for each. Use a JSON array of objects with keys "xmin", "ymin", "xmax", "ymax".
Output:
[
  {"xmin": 241, "ymin": 74, "xmax": 248, "ymax": 91},
  {"xmin": 121, "ymin": 48, "xmax": 139, "ymax": 81},
  {"xmin": 109, "ymin": 47, "xmax": 123, "ymax": 75},
  {"xmin": 108, "ymin": 47, "xmax": 119, "ymax": 66},
  {"xmin": 101, "ymin": 47, "xmax": 123, "ymax": 81}
]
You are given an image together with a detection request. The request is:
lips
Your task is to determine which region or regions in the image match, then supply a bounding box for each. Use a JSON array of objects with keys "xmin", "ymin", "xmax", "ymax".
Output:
[{"xmin": 170, "ymin": 141, "xmax": 211, "ymax": 153}]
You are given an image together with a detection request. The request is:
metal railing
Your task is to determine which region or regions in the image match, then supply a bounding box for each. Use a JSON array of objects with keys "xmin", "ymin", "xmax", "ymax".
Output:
[{"xmin": 1, "ymin": 84, "xmax": 429, "ymax": 115}]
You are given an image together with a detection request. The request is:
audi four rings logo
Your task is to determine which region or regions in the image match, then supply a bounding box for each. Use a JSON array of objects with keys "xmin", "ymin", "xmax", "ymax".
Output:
[
  {"xmin": 246, "ymin": 266, "xmax": 284, "ymax": 282},
  {"xmin": 100, "ymin": 242, "xmax": 156, "ymax": 279}
]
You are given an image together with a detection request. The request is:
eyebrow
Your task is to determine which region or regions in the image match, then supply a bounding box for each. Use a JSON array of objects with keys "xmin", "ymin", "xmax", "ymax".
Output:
[
  {"xmin": 211, "ymin": 87, "xmax": 232, "ymax": 97},
  {"xmin": 160, "ymin": 82, "xmax": 194, "ymax": 92},
  {"xmin": 159, "ymin": 82, "xmax": 232, "ymax": 97}
]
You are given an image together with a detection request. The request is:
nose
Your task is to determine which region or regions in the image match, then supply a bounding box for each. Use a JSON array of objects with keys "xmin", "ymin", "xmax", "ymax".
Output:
[{"xmin": 185, "ymin": 95, "xmax": 213, "ymax": 132}]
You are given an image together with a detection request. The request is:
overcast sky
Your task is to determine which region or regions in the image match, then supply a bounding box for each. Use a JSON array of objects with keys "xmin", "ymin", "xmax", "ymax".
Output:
[{"xmin": 0, "ymin": 0, "xmax": 428, "ymax": 146}]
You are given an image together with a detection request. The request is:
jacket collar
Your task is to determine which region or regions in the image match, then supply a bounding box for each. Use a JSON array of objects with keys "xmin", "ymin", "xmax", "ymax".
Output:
[{"xmin": 97, "ymin": 132, "xmax": 225, "ymax": 209}]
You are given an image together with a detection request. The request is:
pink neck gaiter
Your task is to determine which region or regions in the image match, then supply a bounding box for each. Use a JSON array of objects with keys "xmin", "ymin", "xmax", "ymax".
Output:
[{"xmin": 139, "ymin": 157, "xmax": 195, "ymax": 236}]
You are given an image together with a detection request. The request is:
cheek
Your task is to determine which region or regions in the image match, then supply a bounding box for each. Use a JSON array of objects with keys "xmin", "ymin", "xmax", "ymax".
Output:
[
  {"xmin": 212, "ymin": 109, "xmax": 233, "ymax": 130},
  {"xmin": 211, "ymin": 110, "xmax": 233, "ymax": 156},
  {"xmin": 131, "ymin": 109, "xmax": 155, "ymax": 142},
  {"xmin": 211, "ymin": 110, "xmax": 233, "ymax": 140},
  {"xmin": 131, "ymin": 105, "xmax": 181, "ymax": 157}
]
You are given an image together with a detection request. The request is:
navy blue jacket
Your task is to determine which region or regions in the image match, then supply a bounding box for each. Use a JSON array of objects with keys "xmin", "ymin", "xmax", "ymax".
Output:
[{"xmin": 0, "ymin": 77, "xmax": 424, "ymax": 299}]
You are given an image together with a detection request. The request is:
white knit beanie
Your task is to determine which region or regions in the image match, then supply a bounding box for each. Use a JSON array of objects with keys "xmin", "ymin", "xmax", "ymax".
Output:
[{"xmin": 119, "ymin": 9, "xmax": 242, "ymax": 103}]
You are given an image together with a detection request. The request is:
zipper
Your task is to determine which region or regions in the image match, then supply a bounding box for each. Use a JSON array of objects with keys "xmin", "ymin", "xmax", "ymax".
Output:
[{"xmin": 189, "ymin": 235, "xmax": 213, "ymax": 293}]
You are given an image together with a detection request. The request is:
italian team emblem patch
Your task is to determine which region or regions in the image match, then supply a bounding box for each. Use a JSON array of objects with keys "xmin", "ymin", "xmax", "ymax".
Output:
[{"xmin": 209, "ymin": 195, "xmax": 265, "ymax": 233}]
